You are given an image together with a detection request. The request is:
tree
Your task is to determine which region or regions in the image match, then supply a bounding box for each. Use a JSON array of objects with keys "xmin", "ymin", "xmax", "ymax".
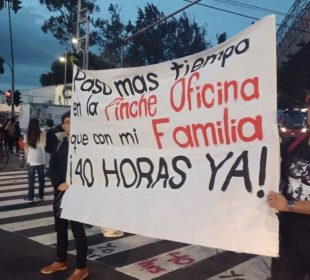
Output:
[
  {"xmin": 95, "ymin": 3, "xmax": 211, "ymax": 68},
  {"xmin": 39, "ymin": 0, "xmax": 99, "ymax": 51},
  {"xmin": 38, "ymin": 0, "xmax": 106, "ymax": 85},
  {"xmin": 93, "ymin": 4, "xmax": 127, "ymax": 68},
  {"xmin": 40, "ymin": 53, "xmax": 76, "ymax": 86},
  {"xmin": 40, "ymin": 51, "xmax": 110, "ymax": 87},
  {"xmin": 39, "ymin": 2, "xmax": 212, "ymax": 85},
  {"xmin": 168, "ymin": 13, "xmax": 210, "ymax": 59},
  {"xmin": 217, "ymin": 32, "xmax": 227, "ymax": 44}
]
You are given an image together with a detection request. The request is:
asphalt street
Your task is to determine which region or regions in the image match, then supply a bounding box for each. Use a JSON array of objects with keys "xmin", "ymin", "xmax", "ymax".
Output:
[
  {"xmin": 0, "ymin": 154, "xmax": 135, "ymax": 280},
  {"xmin": 0, "ymin": 153, "xmax": 273, "ymax": 280}
]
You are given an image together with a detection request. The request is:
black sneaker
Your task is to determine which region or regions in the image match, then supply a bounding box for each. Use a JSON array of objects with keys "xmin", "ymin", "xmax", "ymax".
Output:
[{"xmin": 23, "ymin": 197, "xmax": 34, "ymax": 202}]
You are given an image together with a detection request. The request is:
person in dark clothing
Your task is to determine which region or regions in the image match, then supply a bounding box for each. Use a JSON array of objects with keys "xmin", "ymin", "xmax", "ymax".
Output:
[
  {"xmin": 45, "ymin": 119, "xmax": 58, "ymax": 154},
  {"xmin": 40, "ymin": 111, "xmax": 88, "ymax": 280},
  {"xmin": 268, "ymin": 99, "xmax": 310, "ymax": 280},
  {"xmin": 6, "ymin": 117, "xmax": 20, "ymax": 153},
  {"xmin": 44, "ymin": 119, "xmax": 58, "ymax": 174}
]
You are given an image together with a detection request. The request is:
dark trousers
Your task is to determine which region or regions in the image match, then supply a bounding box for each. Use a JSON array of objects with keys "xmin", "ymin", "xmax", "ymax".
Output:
[
  {"xmin": 27, "ymin": 164, "xmax": 45, "ymax": 200},
  {"xmin": 7, "ymin": 136, "xmax": 15, "ymax": 153},
  {"xmin": 271, "ymin": 215, "xmax": 310, "ymax": 280},
  {"xmin": 54, "ymin": 213, "xmax": 87, "ymax": 269}
]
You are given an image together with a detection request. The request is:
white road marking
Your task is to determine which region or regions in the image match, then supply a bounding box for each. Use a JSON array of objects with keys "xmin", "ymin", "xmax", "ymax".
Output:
[
  {"xmin": 0, "ymin": 182, "xmax": 51, "ymax": 191},
  {"xmin": 0, "ymin": 205, "xmax": 52, "ymax": 219},
  {"xmin": 31, "ymin": 226, "xmax": 102, "ymax": 245},
  {"xmin": 73, "ymin": 235, "xmax": 160, "ymax": 260},
  {"xmin": 117, "ymin": 245, "xmax": 218, "ymax": 280},
  {"xmin": 209, "ymin": 256, "xmax": 271, "ymax": 280},
  {"xmin": 0, "ymin": 170, "xmax": 27, "ymax": 175},
  {"xmin": 1, "ymin": 216, "xmax": 55, "ymax": 231},
  {"xmin": 0, "ymin": 178, "xmax": 51, "ymax": 185},
  {"xmin": 0, "ymin": 194, "xmax": 54, "ymax": 206},
  {"xmin": 0, "ymin": 174, "xmax": 29, "ymax": 180},
  {"xmin": 0, "ymin": 186, "xmax": 53, "ymax": 197}
]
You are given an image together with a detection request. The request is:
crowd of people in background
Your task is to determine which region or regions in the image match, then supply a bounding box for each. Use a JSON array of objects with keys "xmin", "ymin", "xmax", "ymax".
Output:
[{"xmin": 0, "ymin": 116, "xmax": 22, "ymax": 154}]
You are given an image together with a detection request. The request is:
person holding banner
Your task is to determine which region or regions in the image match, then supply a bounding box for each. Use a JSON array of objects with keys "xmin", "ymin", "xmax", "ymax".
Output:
[
  {"xmin": 268, "ymin": 98, "xmax": 310, "ymax": 280},
  {"xmin": 40, "ymin": 111, "xmax": 88, "ymax": 280}
]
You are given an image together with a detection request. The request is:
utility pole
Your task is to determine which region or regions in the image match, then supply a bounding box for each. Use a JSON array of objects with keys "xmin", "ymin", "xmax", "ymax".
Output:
[
  {"xmin": 0, "ymin": 0, "xmax": 22, "ymax": 117},
  {"xmin": 59, "ymin": 49, "xmax": 68, "ymax": 105},
  {"xmin": 64, "ymin": 49, "xmax": 67, "ymax": 105},
  {"xmin": 76, "ymin": 0, "xmax": 90, "ymax": 69},
  {"xmin": 120, "ymin": 0, "xmax": 201, "ymax": 67},
  {"xmin": 8, "ymin": 1, "xmax": 15, "ymax": 117}
]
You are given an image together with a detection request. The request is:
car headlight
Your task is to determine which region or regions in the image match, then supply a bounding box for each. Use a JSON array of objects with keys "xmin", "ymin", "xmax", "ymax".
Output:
[{"xmin": 301, "ymin": 128, "xmax": 308, "ymax": 133}]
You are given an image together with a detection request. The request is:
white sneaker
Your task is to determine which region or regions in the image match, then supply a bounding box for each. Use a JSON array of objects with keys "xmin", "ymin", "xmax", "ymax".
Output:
[{"xmin": 101, "ymin": 228, "xmax": 124, "ymax": 238}]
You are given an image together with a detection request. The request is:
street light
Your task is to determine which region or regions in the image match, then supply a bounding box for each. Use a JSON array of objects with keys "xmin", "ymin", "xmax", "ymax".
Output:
[
  {"xmin": 59, "ymin": 50, "xmax": 67, "ymax": 105},
  {"xmin": 72, "ymin": 38, "xmax": 86, "ymax": 69}
]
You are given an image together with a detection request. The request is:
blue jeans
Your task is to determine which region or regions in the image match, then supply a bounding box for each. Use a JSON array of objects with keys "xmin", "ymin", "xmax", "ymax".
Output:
[{"xmin": 27, "ymin": 164, "xmax": 45, "ymax": 200}]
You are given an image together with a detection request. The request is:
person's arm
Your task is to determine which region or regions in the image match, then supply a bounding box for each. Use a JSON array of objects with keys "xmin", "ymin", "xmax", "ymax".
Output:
[
  {"xmin": 49, "ymin": 143, "xmax": 63, "ymax": 189},
  {"xmin": 268, "ymin": 191, "xmax": 310, "ymax": 215}
]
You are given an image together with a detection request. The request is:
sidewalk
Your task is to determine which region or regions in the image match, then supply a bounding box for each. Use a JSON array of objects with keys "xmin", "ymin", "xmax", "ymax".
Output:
[{"xmin": 0, "ymin": 229, "xmax": 135, "ymax": 280}]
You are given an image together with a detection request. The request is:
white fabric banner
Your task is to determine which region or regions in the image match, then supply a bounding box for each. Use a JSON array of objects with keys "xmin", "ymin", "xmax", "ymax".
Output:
[{"xmin": 61, "ymin": 15, "xmax": 279, "ymax": 257}]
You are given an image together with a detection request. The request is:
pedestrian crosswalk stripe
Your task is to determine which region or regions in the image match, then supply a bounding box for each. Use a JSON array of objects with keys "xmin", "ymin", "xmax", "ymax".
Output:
[
  {"xmin": 0, "ymin": 178, "xmax": 51, "ymax": 186},
  {"xmin": 0, "ymin": 170, "xmax": 28, "ymax": 176},
  {"xmin": 0, "ymin": 205, "xmax": 52, "ymax": 219},
  {"xmin": 0, "ymin": 182, "xmax": 51, "ymax": 191},
  {"xmin": 31, "ymin": 226, "xmax": 102, "ymax": 245},
  {"xmin": 0, "ymin": 186, "xmax": 53, "ymax": 197},
  {"xmin": 0, "ymin": 194, "xmax": 53, "ymax": 207},
  {"xmin": 116, "ymin": 245, "xmax": 218, "ymax": 280},
  {"xmin": 70, "ymin": 235, "xmax": 160, "ymax": 260},
  {"xmin": 1, "ymin": 216, "xmax": 55, "ymax": 232},
  {"xmin": 0, "ymin": 174, "xmax": 31, "ymax": 180},
  {"xmin": 209, "ymin": 255, "xmax": 270, "ymax": 280}
]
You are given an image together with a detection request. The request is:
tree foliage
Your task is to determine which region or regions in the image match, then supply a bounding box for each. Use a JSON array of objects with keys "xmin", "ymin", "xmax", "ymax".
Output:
[
  {"xmin": 39, "ymin": 1, "xmax": 212, "ymax": 86},
  {"xmin": 40, "ymin": 53, "xmax": 76, "ymax": 86},
  {"xmin": 93, "ymin": 4, "xmax": 127, "ymax": 69},
  {"xmin": 96, "ymin": 3, "xmax": 211, "ymax": 68},
  {"xmin": 39, "ymin": 0, "xmax": 99, "ymax": 50},
  {"xmin": 39, "ymin": 0, "xmax": 104, "ymax": 86}
]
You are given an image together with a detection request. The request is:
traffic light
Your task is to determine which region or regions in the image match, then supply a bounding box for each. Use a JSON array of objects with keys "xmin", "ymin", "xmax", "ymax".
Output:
[
  {"xmin": 0, "ymin": 0, "xmax": 5, "ymax": 11},
  {"xmin": 5, "ymin": 90, "xmax": 12, "ymax": 106},
  {"xmin": 13, "ymin": 90, "xmax": 22, "ymax": 106},
  {"xmin": 12, "ymin": 0, "xmax": 21, "ymax": 14}
]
